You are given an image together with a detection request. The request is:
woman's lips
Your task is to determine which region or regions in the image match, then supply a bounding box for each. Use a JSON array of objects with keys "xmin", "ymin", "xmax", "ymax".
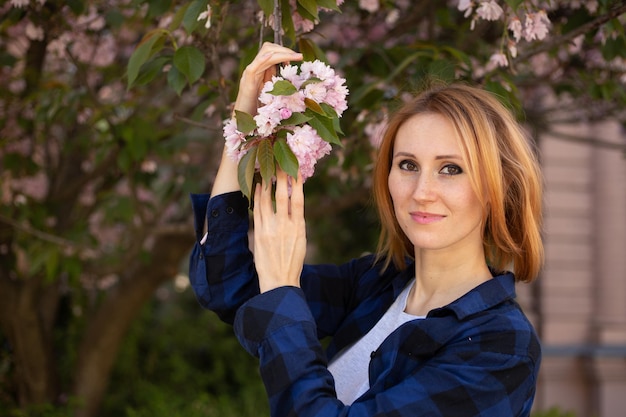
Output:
[{"xmin": 410, "ymin": 212, "xmax": 445, "ymax": 225}]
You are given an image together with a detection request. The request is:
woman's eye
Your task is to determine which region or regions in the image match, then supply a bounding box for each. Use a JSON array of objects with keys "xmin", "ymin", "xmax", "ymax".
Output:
[
  {"xmin": 399, "ymin": 160, "xmax": 418, "ymax": 171},
  {"xmin": 440, "ymin": 164, "xmax": 463, "ymax": 175}
]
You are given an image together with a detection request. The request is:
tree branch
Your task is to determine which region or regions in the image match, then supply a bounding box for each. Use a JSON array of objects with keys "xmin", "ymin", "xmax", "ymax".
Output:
[
  {"xmin": 0, "ymin": 213, "xmax": 86, "ymax": 250},
  {"xmin": 515, "ymin": 2, "xmax": 626, "ymax": 63},
  {"xmin": 543, "ymin": 128, "xmax": 626, "ymax": 152}
]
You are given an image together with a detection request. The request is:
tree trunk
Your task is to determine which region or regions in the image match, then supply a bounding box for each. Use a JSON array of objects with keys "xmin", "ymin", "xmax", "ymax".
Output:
[
  {"xmin": 72, "ymin": 225, "xmax": 193, "ymax": 417},
  {"xmin": 0, "ymin": 223, "xmax": 60, "ymax": 407}
]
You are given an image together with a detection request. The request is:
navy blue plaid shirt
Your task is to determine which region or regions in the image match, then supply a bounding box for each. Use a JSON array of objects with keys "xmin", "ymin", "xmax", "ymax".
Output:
[{"xmin": 189, "ymin": 191, "xmax": 541, "ymax": 417}]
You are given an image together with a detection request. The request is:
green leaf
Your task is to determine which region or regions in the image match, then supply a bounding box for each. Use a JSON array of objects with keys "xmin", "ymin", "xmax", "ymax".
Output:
[
  {"xmin": 173, "ymin": 46, "xmax": 205, "ymax": 84},
  {"xmin": 128, "ymin": 135, "xmax": 148, "ymax": 161},
  {"xmin": 257, "ymin": 139, "xmax": 275, "ymax": 186},
  {"xmin": 258, "ymin": 0, "xmax": 274, "ymax": 17},
  {"xmin": 104, "ymin": 10, "xmax": 125, "ymax": 28},
  {"xmin": 274, "ymin": 139, "xmax": 299, "ymax": 178},
  {"xmin": 238, "ymin": 145, "xmax": 258, "ymax": 200},
  {"xmin": 45, "ymin": 247, "xmax": 59, "ymax": 282},
  {"xmin": 134, "ymin": 56, "xmax": 170, "ymax": 86},
  {"xmin": 127, "ymin": 30, "xmax": 166, "ymax": 89},
  {"xmin": 319, "ymin": 103, "xmax": 344, "ymax": 137},
  {"xmin": 319, "ymin": 102, "xmax": 338, "ymax": 118},
  {"xmin": 601, "ymin": 35, "xmax": 626, "ymax": 61},
  {"xmin": 503, "ymin": 0, "xmax": 524, "ymax": 11},
  {"xmin": 66, "ymin": 0, "xmax": 84, "ymax": 14},
  {"xmin": 167, "ymin": 65, "xmax": 187, "ymax": 95},
  {"xmin": 304, "ymin": 98, "xmax": 326, "ymax": 115},
  {"xmin": 183, "ymin": 0, "xmax": 208, "ymax": 34},
  {"xmin": 281, "ymin": 0, "xmax": 296, "ymax": 42},
  {"xmin": 269, "ymin": 79, "xmax": 298, "ymax": 95},
  {"xmin": 117, "ymin": 148, "xmax": 133, "ymax": 172},
  {"xmin": 308, "ymin": 115, "xmax": 341, "ymax": 146},
  {"xmin": 316, "ymin": 0, "xmax": 341, "ymax": 12},
  {"xmin": 169, "ymin": 2, "xmax": 191, "ymax": 30},
  {"xmin": 428, "ymin": 59, "xmax": 456, "ymax": 83},
  {"xmin": 148, "ymin": 0, "xmax": 172, "ymax": 18},
  {"xmin": 280, "ymin": 112, "xmax": 312, "ymax": 126},
  {"xmin": 298, "ymin": 38, "xmax": 328, "ymax": 62},
  {"xmin": 297, "ymin": 0, "xmax": 319, "ymax": 21},
  {"xmin": 385, "ymin": 50, "xmax": 431, "ymax": 83},
  {"xmin": 234, "ymin": 110, "xmax": 257, "ymax": 135}
]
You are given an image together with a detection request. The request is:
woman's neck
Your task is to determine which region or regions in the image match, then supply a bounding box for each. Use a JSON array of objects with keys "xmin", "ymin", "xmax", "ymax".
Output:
[{"xmin": 404, "ymin": 249, "xmax": 492, "ymax": 316}]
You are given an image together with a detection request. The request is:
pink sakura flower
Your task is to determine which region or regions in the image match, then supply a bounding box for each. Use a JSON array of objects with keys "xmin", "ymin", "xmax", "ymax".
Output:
[
  {"xmin": 523, "ymin": 10, "xmax": 551, "ymax": 41},
  {"xmin": 476, "ymin": 1, "xmax": 503, "ymax": 21},
  {"xmin": 359, "ymin": 0, "xmax": 380, "ymax": 13},
  {"xmin": 280, "ymin": 64, "xmax": 304, "ymax": 88},
  {"xmin": 508, "ymin": 40, "xmax": 518, "ymax": 58},
  {"xmin": 508, "ymin": 16, "xmax": 522, "ymax": 42},
  {"xmin": 304, "ymin": 82, "xmax": 328, "ymax": 103},
  {"xmin": 25, "ymin": 22, "xmax": 44, "ymax": 41},
  {"xmin": 488, "ymin": 52, "xmax": 509, "ymax": 69},
  {"xmin": 254, "ymin": 103, "xmax": 283, "ymax": 137},
  {"xmin": 364, "ymin": 119, "xmax": 387, "ymax": 149},
  {"xmin": 10, "ymin": 0, "xmax": 29, "ymax": 8},
  {"xmin": 324, "ymin": 86, "xmax": 349, "ymax": 116},
  {"xmin": 223, "ymin": 118, "xmax": 247, "ymax": 162},
  {"xmin": 457, "ymin": 0, "xmax": 474, "ymax": 18},
  {"xmin": 197, "ymin": 5, "xmax": 212, "ymax": 29},
  {"xmin": 279, "ymin": 108, "xmax": 292, "ymax": 119},
  {"xmin": 289, "ymin": 0, "xmax": 316, "ymax": 33},
  {"xmin": 286, "ymin": 125, "xmax": 331, "ymax": 180},
  {"xmin": 77, "ymin": 6, "xmax": 106, "ymax": 31}
]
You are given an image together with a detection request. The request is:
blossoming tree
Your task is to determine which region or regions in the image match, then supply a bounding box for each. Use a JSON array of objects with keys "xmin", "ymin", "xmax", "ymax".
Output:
[{"xmin": 1, "ymin": 0, "xmax": 625, "ymax": 416}]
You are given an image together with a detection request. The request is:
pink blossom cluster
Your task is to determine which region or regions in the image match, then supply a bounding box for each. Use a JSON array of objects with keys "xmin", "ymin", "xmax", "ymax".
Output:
[
  {"xmin": 224, "ymin": 60, "xmax": 348, "ymax": 181},
  {"xmin": 9, "ymin": 0, "xmax": 46, "ymax": 7},
  {"xmin": 285, "ymin": 124, "xmax": 332, "ymax": 179},
  {"xmin": 458, "ymin": 0, "xmax": 552, "ymax": 68}
]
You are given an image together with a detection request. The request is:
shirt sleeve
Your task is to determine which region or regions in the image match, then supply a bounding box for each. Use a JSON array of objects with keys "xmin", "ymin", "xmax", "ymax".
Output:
[
  {"xmin": 188, "ymin": 191, "xmax": 387, "ymax": 333},
  {"xmin": 233, "ymin": 286, "xmax": 540, "ymax": 417},
  {"xmin": 188, "ymin": 191, "xmax": 259, "ymax": 323}
]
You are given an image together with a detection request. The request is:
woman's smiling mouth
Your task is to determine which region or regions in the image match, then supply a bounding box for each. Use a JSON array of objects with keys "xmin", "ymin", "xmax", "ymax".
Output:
[{"xmin": 410, "ymin": 212, "xmax": 445, "ymax": 225}]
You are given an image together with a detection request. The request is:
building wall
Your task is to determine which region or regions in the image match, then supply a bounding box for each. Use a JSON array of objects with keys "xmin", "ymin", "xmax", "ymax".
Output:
[{"xmin": 518, "ymin": 120, "xmax": 626, "ymax": 417}]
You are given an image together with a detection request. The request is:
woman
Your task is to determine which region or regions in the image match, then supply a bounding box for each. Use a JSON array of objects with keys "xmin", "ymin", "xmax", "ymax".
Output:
[{"xmin": 189, "ymin": 43, "xmax": 544, "ymax": 417}]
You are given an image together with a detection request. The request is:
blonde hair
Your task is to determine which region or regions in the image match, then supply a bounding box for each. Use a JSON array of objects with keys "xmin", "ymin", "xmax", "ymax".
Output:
[{"xmin": 373, "ymin": 83, "xmax": 544, "ymax": 283}]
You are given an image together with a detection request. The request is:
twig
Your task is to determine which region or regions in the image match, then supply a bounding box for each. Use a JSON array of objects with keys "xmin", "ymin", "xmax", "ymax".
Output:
[
  {"xmin": 545, "ymin": 128, "xmax": 626, "ymax": 152},
  {"xmin": 274, "ymin": 0, "xmax": 283, "ymax": 46},
  {"xmin": 515, "ymin": 2, "xmax": 626, "ymax": 63},
  {"xmin": 173, "ymin": 113, "xmax": 221, "ymax": 131},
  {"xmin": 0, "ymin": 213, "xmax": 87, "ymax": 249}
]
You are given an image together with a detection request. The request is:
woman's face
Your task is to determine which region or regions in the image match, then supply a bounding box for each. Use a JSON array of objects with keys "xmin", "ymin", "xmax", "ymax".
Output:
[{"xmin": 388, "ymin": 112, "xmax": 485, "ymax": 257}]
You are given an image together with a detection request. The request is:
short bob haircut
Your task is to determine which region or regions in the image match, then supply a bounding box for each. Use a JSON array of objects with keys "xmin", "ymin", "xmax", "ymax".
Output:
[{"xmin": 373, "ymin": 82, "xmax": 544, "ymax": 283}]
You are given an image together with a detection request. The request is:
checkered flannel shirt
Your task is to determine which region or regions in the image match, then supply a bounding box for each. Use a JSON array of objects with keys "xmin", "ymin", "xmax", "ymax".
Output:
[{"xmin": 189, "ymin": 191, "xmax": 541, "ymax": 417}]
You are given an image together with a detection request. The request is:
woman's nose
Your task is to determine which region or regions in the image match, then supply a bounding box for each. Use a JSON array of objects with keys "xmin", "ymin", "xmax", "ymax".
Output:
[{"xmin": 413, "ymin": 173, "xmax": 436, "ymax": 201}]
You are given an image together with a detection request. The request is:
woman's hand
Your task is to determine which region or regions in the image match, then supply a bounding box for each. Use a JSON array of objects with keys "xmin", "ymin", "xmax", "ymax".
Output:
[
  {"xmin": 211, "ymin": 43, "xmax": 303, "ymax": 196},
  {"xmin": 253, "ymin": 169, "xmax": 307, "ymax": 293},
  {"xmin": 234, "ymin": 42, "xmax": 303, "ymax": 115}
]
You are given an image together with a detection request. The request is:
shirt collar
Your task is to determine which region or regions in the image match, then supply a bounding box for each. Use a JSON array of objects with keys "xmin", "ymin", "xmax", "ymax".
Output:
[{"xmin": 391, "ymin": 262, "xmax": 518, "ymax": 320}]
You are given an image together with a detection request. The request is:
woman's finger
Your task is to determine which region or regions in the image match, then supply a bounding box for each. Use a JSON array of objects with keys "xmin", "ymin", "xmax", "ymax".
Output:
[
  {"xmin": 253, "ymin": 181, "xmax": 264, "ymax": 225},
  {"xmin": 290, "ymin": 172, "xmax": 304, "ymax": 219},
  {"xmin": 259, "ymin": 175, "xmax": 274, "ymax": 218},
  {"xmin": 274, "ymin": 168, "xmax": 289, "ymax": 217}
]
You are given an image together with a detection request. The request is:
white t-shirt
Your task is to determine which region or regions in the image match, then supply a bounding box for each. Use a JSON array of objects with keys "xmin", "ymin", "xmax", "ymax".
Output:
[{"xmin": 328, "ymin": 280, "xmax": 424, "ymax": 404}]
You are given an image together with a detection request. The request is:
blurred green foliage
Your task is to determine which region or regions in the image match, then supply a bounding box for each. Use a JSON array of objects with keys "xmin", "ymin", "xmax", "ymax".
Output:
[{"xmin": 102, "ymin": 284, "xmax": 268, "ymax": 417}]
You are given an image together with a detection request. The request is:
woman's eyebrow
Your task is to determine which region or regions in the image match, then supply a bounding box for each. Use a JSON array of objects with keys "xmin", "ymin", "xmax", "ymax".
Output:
[
  {"xmin": 392, "ymin": 151, "xmax": 415, "ymax": 158},
  {"xmin": 392, "ymin": 152, "xmax": 462, "ymax": 160},
  {"xmin": 435, "ymin": 154, "xmax": 462, "ymax": 160}
]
